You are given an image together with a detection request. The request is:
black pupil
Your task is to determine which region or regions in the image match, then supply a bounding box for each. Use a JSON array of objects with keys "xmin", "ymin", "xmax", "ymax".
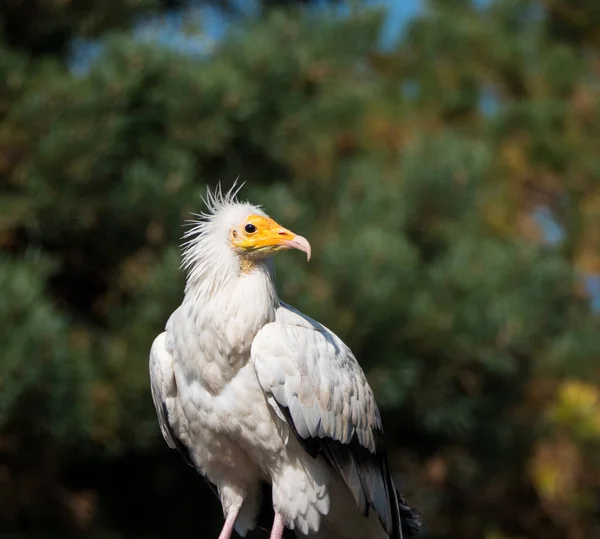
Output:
[{"xmin": 245, "ymin": 223, "xmax": 257, "ymax": 233}]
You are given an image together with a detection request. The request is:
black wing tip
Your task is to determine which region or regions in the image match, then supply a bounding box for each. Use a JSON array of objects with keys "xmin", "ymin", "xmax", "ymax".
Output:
[
  {"xmin": 276, "ymin": 402, "xmax": 423, "ymax": 538},
  {"xmin": 397, "ymin": 489, "xmax": 423, "ymax": 538}
]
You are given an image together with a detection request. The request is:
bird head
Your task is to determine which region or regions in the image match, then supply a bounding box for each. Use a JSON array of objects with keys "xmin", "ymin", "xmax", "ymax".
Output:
[
  {"xmin": 229, "ymin": 213, "xmax": 311, "ymax": 262},
  {"xmin": 182, "ymin": 182, "xmax": 311, "ymax": 286}
]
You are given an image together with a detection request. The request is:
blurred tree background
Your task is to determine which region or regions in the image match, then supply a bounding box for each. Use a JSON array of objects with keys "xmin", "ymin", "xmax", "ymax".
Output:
[{"xmin": 1, "ymin": 0, "xmax": 600, "ymax": 538}]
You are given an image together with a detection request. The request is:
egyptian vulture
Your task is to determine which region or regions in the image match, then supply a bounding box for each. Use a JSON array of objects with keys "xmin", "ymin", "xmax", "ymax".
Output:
[{"xmin": 149, "ymin": 184, "xmax": 421, "ymax": 539}]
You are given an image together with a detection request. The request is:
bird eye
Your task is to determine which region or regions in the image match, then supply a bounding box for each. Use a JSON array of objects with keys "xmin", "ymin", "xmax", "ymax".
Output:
[{"xmin": 245, "ymin": 223, "xmax": 257, "ymax": 234}]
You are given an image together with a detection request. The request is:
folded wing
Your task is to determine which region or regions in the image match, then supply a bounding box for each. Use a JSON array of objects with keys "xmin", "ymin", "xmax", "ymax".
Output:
[
  {"xmin": 251, "ymin": 303, "xmax": 421, "ymax": 539},
  {"xmin": 149, "ymin": 332, "xmax": 194, "ymax": 467}
]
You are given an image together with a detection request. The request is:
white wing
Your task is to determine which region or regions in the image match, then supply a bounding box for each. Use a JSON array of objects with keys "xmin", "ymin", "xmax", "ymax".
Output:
[
  {"xmin": 149, "ymin": 331, "xmax": 193, "ymax": 466},
  {"xmin": 252, "ymin": 302, "xmax": 419, "ymax": 539}
]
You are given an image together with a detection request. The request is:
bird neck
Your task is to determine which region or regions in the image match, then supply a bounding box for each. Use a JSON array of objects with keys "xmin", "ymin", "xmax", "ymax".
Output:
[
  {"xmin": 183, "ymin": 258, "xmax": 280, "ymax": 346},
  {"xmin": 184, "ymin": 255, "xmax": 278, "ymax": 304}
]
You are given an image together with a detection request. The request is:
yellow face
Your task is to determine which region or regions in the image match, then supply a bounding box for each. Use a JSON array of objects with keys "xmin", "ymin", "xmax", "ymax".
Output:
[{"xmin": 231, "ymin": 214, "xmax": 311, "ymax": 260}]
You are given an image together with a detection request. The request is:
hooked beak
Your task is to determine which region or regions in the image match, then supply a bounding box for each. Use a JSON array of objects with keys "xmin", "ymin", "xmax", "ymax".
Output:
[{"xmin": 278, "ymin": 234, "xmax": 311, "ymax": 261}]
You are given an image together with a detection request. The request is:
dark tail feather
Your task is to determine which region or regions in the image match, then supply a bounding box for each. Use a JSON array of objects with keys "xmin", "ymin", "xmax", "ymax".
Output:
[{"xmin": 397, "ymin": 489, "xmax": 422, "ymax": 537}]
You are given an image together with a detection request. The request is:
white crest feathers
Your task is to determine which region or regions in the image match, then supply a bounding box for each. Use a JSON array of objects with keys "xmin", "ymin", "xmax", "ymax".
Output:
[{"xmin": 179, "ymin": 179, "xmax": 267, "ymax": 295}]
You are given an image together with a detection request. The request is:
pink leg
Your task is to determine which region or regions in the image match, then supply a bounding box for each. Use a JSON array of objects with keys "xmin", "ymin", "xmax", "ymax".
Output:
[
  {"xmin": 269, "ymin": 513, "xmax": 286, "ymax": 539},
  {"xmin": 217, "ymin": 507, "xmax": 240, "ymax": 539}
]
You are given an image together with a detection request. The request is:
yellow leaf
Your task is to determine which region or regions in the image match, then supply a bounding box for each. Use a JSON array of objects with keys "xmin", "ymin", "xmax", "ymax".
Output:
[{"xmin": 549, "ymin": 380, "xmax": 600, "ymax": 441}]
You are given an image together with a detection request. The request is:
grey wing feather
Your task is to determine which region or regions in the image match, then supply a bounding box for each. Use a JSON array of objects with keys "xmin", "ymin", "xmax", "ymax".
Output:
[{"xmin": 252, "ymin": 302, "xmax": 421, "ymax": 539}]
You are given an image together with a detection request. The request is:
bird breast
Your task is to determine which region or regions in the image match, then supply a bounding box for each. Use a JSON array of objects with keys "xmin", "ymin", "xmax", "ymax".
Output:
[
  {"xmin": 172, "ymin": 268, "xmax": 277, "ymax": 394},
  {"xmin": 167, "ymin": 300, "xmax": 287, "ymax": 476}
]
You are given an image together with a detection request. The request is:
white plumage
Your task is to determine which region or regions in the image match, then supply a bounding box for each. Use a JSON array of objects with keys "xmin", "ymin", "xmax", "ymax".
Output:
[{"xmin": 149, "ymin": 184, "xmax": 421, "ymax": 539}]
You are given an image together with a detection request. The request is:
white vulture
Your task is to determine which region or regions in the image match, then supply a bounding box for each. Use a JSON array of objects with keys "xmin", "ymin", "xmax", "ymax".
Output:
[{"xmin": 149, "ymin": 184, "xmax": 421, "ymax": 539}]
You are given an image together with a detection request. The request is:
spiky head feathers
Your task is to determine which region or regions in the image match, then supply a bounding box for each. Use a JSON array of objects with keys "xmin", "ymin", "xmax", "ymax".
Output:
[{"xmin": 181, "ymin": 182, "xmax": 310, "ymax": 289}]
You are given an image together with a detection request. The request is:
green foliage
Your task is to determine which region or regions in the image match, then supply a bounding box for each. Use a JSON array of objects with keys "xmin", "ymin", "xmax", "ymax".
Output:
[
  {"xmin": 0, "ymin": 0, "xmax": 173, "ymax": 57},
  {"xmin": 0, "ymin": 253, "xmax": 88, "ymax": 440},
  {"xmin": 1, "ymin": 1, "xmax": 600, "ymax": 539}
]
